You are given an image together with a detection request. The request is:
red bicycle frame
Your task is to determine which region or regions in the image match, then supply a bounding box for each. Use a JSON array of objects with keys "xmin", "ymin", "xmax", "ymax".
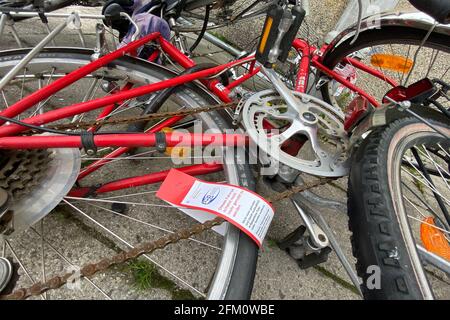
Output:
[{"xmin": 0, "ymin": 30, "xmax": 397, "ymax": 195}]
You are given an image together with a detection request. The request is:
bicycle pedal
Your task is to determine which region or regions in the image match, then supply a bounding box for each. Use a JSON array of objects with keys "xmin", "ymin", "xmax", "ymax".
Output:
[
  {"xmin": 296, "ymin": 246, "xmax": 332, "ymax": 270},
  {"xmin": 277, "ymin": 225, "xmax": 306, "ymax": 251},
  {"xmin": 278, "ymin": 225, "xmax": 332, "ymax": 269},
  {"xmin": 112, "ymin": 202, "xmax": 128, "ymax": 215}
]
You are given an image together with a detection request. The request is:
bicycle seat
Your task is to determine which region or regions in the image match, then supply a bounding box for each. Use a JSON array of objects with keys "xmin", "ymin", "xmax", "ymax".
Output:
[{"xmin": 409, "ymin": 0, "xmax": 450, "ymax": 24}]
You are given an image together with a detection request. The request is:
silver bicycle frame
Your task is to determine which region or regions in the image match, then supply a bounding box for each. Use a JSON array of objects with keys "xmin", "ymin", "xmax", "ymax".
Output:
[{"xmin": 0, "ymin": 10, "xmax": 141, "ymax": 91}]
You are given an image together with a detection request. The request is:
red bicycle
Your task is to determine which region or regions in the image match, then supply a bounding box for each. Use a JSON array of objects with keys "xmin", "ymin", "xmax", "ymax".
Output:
[{"xmin": 0, "ymin": 0, "xmax": 449, "ymax": 300}]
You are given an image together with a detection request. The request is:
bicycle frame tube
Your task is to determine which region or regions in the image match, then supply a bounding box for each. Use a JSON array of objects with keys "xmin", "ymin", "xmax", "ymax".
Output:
[
  {"xmin": 70, "ymin": 163, "xmax": 224, "ymax": 196},
  {"xmin": 0, "ymin": 133, "xmax": 248, "ymax": 149},
  {"xmin": 78, "ymin": 115, "xmax": 185, "ymax": 180},
  {"xmin": 0, "ymin": 55, "xmax": 254, "ymax": 137},
  {"xmin": 0, "ymin": 33, "xmax": 396, "ymax": 138},
  {"xmin": 0, "ymin": 30, "xmax": 398, "ymax": 193},
  {"xmin": 291, "ymin": 38, "xmax": 397, "ymax": 107},
  {"xmin": 0, "ymin": 32, "xmax": 161, "ymax": 125}
]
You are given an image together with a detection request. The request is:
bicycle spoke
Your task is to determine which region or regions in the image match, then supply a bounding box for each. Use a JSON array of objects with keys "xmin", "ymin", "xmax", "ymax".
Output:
[
  {"xmin": 1, "ymin": 89, "xmax": 9, "ymax": 109},
  {"xmin": 402, "ymin": 162, "xmax": 450, "ymax": 207},
  {"xmin": 72, "ymin": 77, "xmax": 103, "ymax": 123},
  {"xmin": 80, "ymin": 149, "xmax": 158, "ymax": 162},
  {"xmin": 417, "ymin": 147, "xmax": 450, "ymax": 178},
  {"xmin": 29, "ymin": 227, "xmax": 112, "ymax": 300},
  {"xmin": 425, "ymin": 49, "xmax": 439, "ymax": 79},
  {"xmin": 30, "ymin": 78, "xmax": 45, "ymax": 117},
  {"xmin": 388, "ymin": 44, "xmax": 403, "ymax": 84},
  {"xmin": 1, "ymin": 241, "xmax": 5, "ymax": 257},
  {"xmin": 404, "ymin": 24, "xmax": 437, "ymax": 86},
  {"xmin": 81, "ymin": 147, "xmax": 112, "ymax": 158},
  {"xmin": 438, "ymin": 143, "xmax": 450, "ymax": 159},
  {"xmin": 402, "ymin": 182, "xmax": 448, "ymax": 229},
  {"xmin": 84, "ymin": 202, "xmax": 221, "ymax": 250},
  {"xmin": 411, "ymin": 147, "xmax": 450, "ymax": 225},
  {"xmin": 4, "ymin": 240, "xmax": 46, "ymax": 300},
  {"xmin": 40, "ymin": 220, "xmax": 47, "ymax": 300},
  {"xmin": 441, "ymin": 66, "xmax": 450, "ymax": 81},
  {"xmin": 83, "ymin": 78, "xmax": 100, "ymax": 104},
  {"xmin": 406, "ymin": 211, "xmax": 450, "ymax": 239},
  {"xmin": 19, "ymin": 68, "xmax": 26, "ymax": 101},
  {"xmin": 64, "ymin": 196, "xmax": 183, "ymax": 209},
  {"xmin": 400, "ymin": 45, "xmax": 413, "ymax": 85},
  {"xmin": 32, "ymin": 67, "xmax": 57, "ymax": 116},
  {"xmin": 63, "ymin": 199, "xmax": 206, "ymax": 298},
  {"xmin": 100, "ymin": 99, "xmax": 137, "ymax": 118},
  {"xmin": 98, "ymin": 190, "xmax": 158, "ymax": 200},
  {"xmin": 420, "ymin": 147, "xmax": 450, "ymax": 189}
]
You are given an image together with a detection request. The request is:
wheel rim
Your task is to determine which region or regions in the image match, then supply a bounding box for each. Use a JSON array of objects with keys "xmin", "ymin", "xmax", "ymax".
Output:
[{"xmin": 389, "ymin": 122, "xmax": 450, "ymax": 300}]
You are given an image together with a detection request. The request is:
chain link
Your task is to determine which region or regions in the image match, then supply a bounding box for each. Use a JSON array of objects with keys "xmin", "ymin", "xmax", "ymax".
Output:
[
  {"xmin": 47, "ymin": 102, "xmax": 237, "ymax": 131},
  {"xmin": 0, "ymin": 177, "xmax": 334, "ymax": 300}
]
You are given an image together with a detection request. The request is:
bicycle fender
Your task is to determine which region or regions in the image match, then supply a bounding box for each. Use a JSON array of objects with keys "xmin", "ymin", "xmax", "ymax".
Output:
[{"xmin": 325, "ymin": 9, "xmax": 450, "ymax": 57}]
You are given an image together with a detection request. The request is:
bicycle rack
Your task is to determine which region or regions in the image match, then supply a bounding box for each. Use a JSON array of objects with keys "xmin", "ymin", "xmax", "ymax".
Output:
[
  {"xmin": 0, "ymin": 8, "xmax": 143, "ymax": 93},
  {"xmin": 0, "ymin": 8, "xmax": 119, "ymax": 51}
]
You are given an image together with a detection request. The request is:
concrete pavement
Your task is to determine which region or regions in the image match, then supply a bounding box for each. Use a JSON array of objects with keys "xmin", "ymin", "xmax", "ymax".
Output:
[{"xmin": 1, "ymin": 0, "xmax": 446, "ymax": 301}]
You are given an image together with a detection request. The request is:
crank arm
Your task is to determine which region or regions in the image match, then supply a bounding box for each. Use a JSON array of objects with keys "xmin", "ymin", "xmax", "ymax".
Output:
[
  {"xmin": 261, "ymin": 65, "xmax": 327, "ymax": 157},
  {"xmin": 291, "ymin": 198, "xmax": 329, "ymax": 249},
  {"xmin": 294, "ymin": 175, "xmax": 346, "ymax": 212},
  {"xmin": 261, "ymin": 66, "xmax": 310, "ymax": 115},
  {"xmin": 292, "ymin": 197, "xmax": 363, "ymax": 295}
]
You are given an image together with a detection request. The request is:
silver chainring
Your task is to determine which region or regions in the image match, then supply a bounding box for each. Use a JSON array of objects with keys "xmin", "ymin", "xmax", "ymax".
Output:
[{"xmin": 242, "ymin": 90, "xmax": 349, "ymax": 177}]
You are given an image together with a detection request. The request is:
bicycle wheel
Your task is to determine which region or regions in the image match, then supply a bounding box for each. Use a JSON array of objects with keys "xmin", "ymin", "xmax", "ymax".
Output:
[
  {"xmin": 176, "ymin": 0, "xmax": 273, "ymax": 32},
  {"xmin": 348, "ymin": 117, "xmax": 450, "ymax": 299},
  {"xmin": 321, "ymin": 27, "xmax": 450, "ymax": 111},
  {"xmin": 0, "ymin": 48, "xmax": 257, "ymax": 300}
]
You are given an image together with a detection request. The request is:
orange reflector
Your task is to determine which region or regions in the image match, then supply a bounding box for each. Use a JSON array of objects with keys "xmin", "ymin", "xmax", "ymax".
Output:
[
  {"xmin": 161, "ymin": 127, "xmax": 190, "ymax": 159},
  {"xmin": 258, "ymin": 17, "xmax": 273, "ymax": 54},
  {"xmin": 420, "ymin": 216, "xmax": 450, "ymax": 261},
  {"xmin": 370, "ymin": 54, "xmax": 413, "ymax": 73}
]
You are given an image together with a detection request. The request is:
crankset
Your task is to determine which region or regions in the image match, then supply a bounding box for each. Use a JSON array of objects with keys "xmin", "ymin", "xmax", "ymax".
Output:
[{"xmin": 241, "ymin": 89, "xmax": 349, "ymax": 177}]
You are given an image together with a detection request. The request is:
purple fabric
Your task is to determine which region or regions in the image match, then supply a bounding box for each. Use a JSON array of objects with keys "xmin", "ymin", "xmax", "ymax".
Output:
[
  {"xmin": 127, "ymin": 0, "xmax": 150, "ymax": 11},
  {"xmin": 119, "ymin": 1, "xmax": 171, "ymax": 58}
]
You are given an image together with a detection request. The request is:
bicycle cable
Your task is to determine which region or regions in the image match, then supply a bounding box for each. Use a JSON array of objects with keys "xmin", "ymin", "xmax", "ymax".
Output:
[{"xmin": 0, "ymin": 115, "xmax": 147, "ymax": 136}]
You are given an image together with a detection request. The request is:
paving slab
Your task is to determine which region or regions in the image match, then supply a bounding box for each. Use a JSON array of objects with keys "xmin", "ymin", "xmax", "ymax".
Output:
[{"xmin": 0, "ymin": 1, "xmax": 447, "ymax": 301}]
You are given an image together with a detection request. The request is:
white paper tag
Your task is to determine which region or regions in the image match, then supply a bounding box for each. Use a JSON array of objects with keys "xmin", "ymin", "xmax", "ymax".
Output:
[{"xmin": 156, "ymin": 169, "xmax": 274, "ymax": 247}]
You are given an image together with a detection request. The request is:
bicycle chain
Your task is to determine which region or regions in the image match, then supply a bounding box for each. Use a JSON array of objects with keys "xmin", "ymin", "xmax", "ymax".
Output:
[
  {"xmin": 46, "ymin": 102, "xmax": 237, "ymax": 131},
  {"xmin": 0, "ymin": 177, "xmax": 335, "ymax": 300}
]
